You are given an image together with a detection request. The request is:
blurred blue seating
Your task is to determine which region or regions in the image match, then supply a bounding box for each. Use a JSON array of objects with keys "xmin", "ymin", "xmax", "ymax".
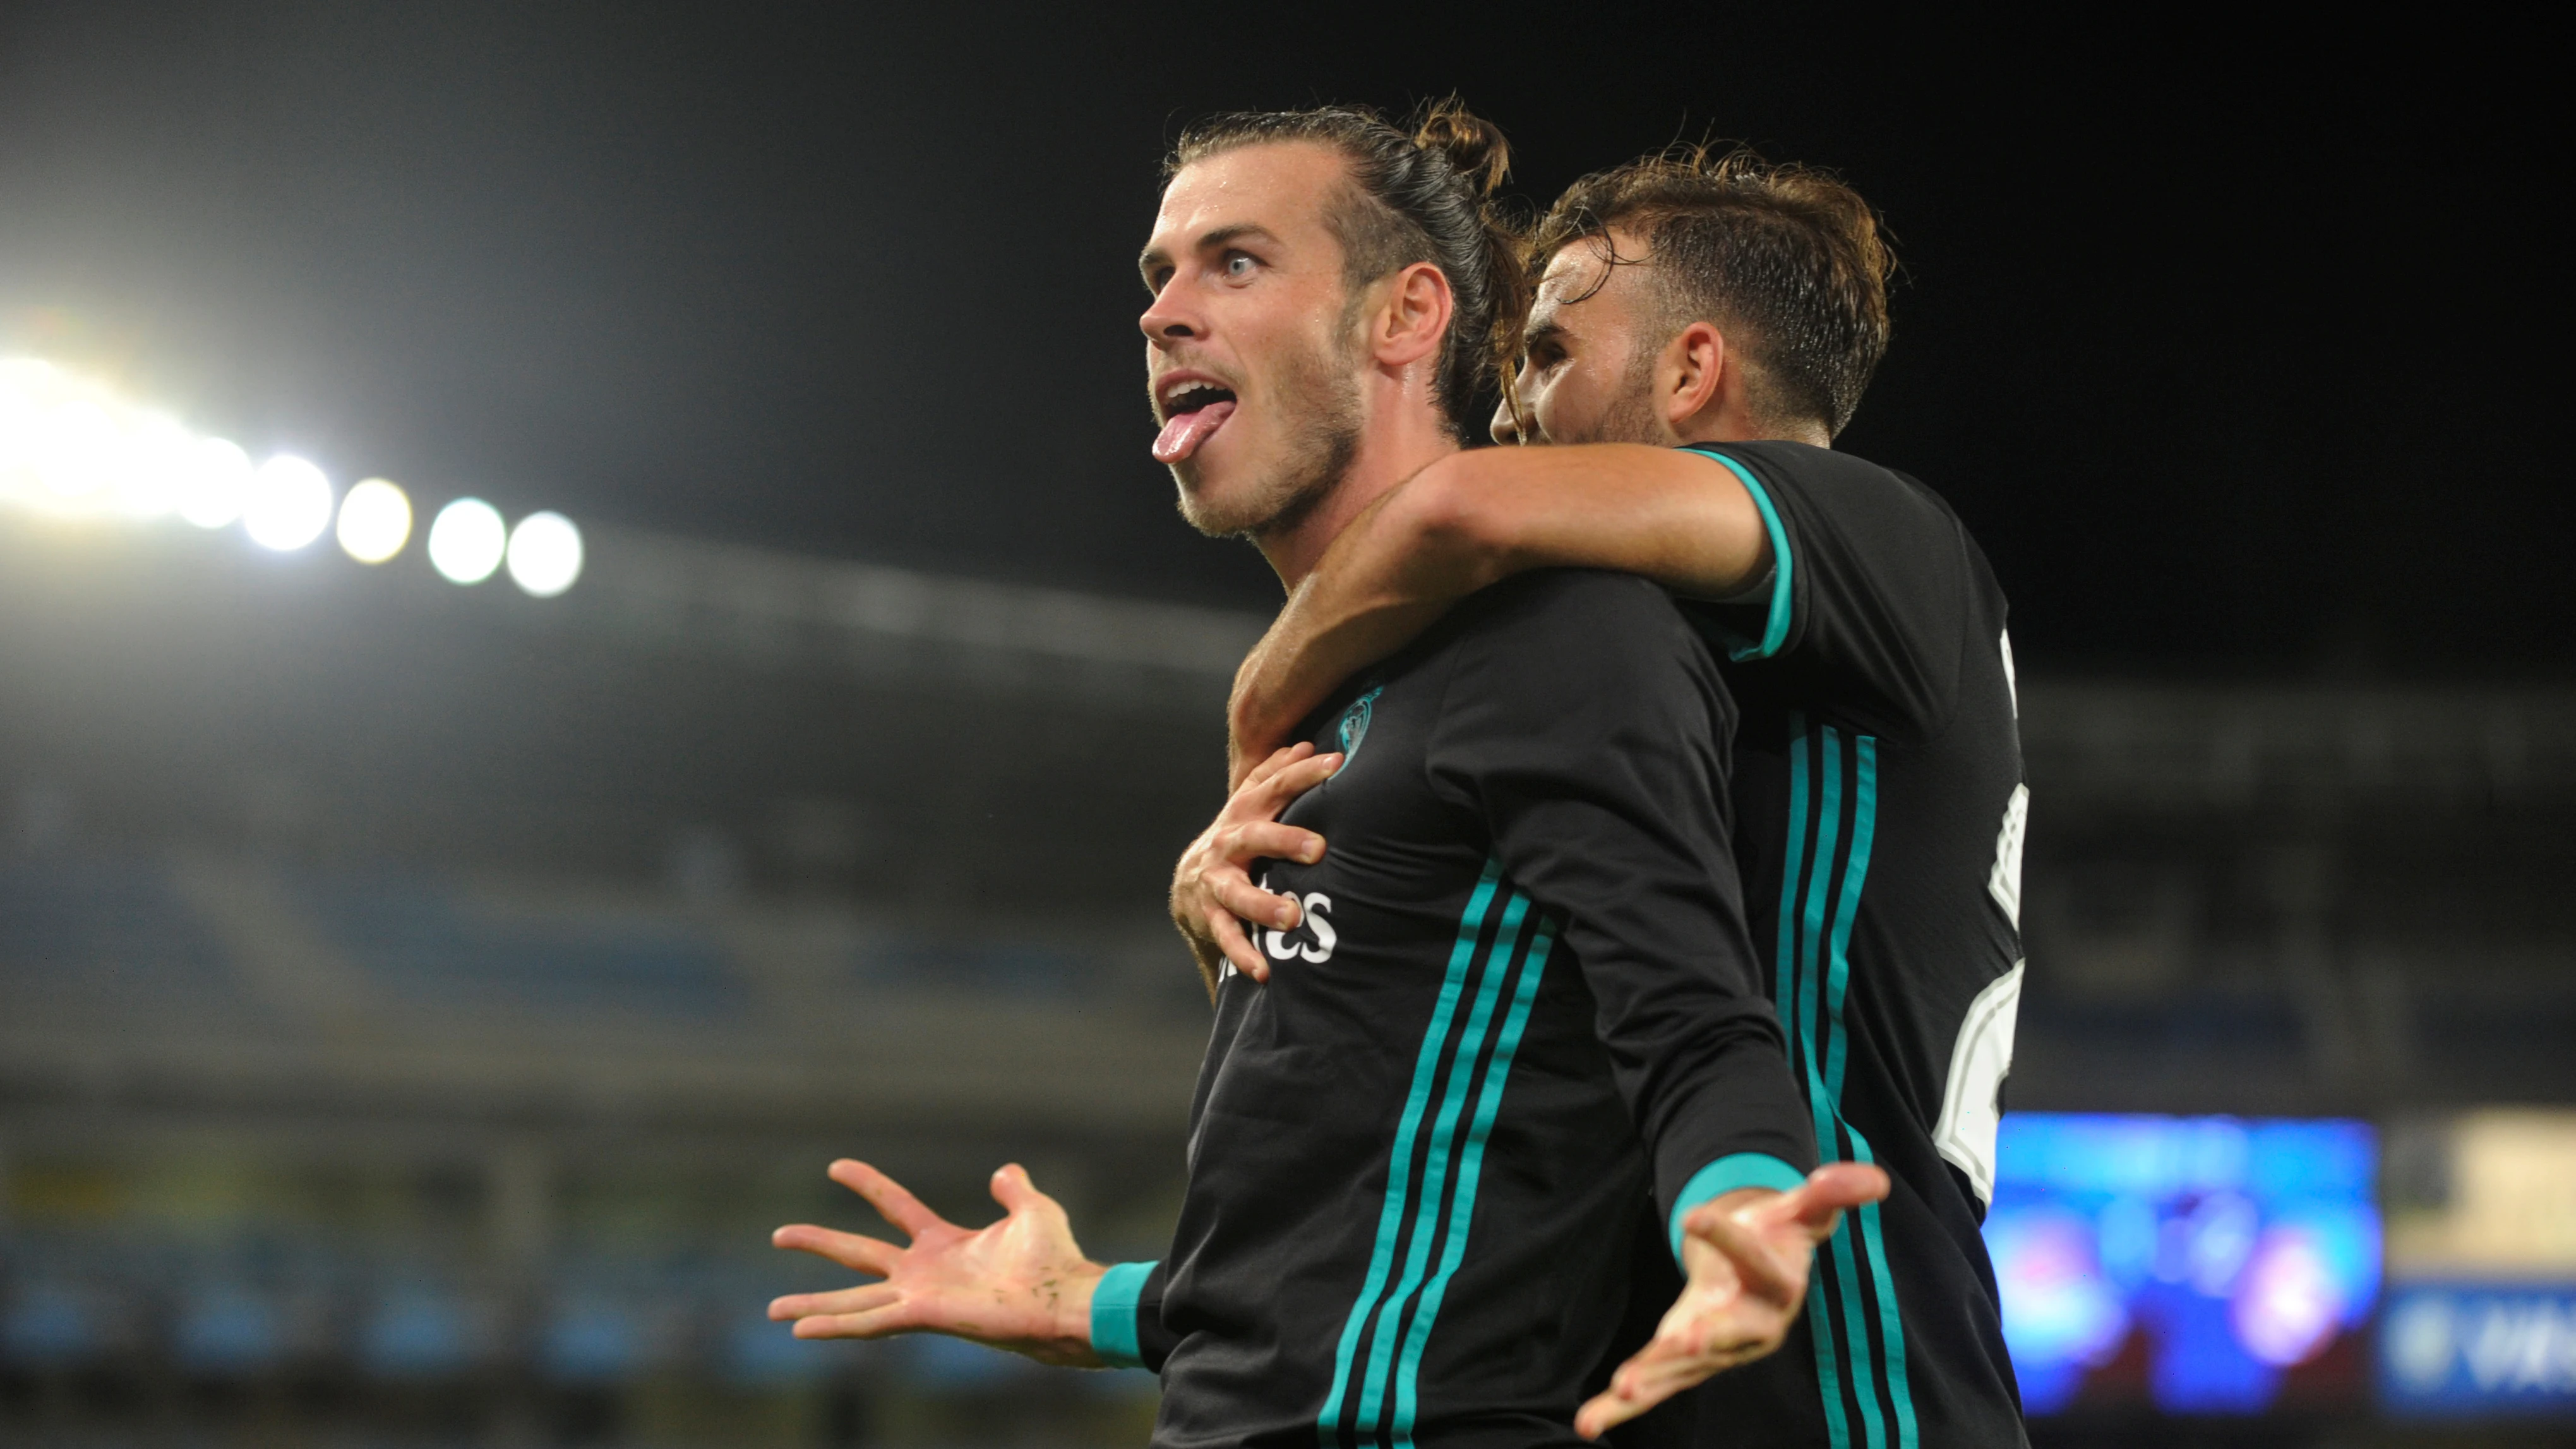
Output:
[
  {"xmin": 1, "ymin": 1280, "xmax": 111, "ymax": 1369},
  {"xmin": 297, "ymin": 872, "xmax": 745, "ymax": 1019},
  {"xmin": 544, "ymin": 1290, "xmax": 644, "ymax": 1384},
  {"xmin": 0, "ymin": 858, "xmax": 245, "ymax": 1013},
  {"xmin": 174, "ymin": 1282, "xmax": 284, "ymax": 1375},
  {"xmin": 361, "ymin": 1282, "xmax": 488, "ymax": 1380}
]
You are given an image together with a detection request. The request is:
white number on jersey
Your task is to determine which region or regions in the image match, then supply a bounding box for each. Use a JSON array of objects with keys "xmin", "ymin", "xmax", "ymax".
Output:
[
  {"xmin": 1932, "ymin": 959, "xmax": 2023, "ymax": 1206},
  {"xmin": 1987, "ymin": 783, "xmax": 2029, "ymax": 931}
]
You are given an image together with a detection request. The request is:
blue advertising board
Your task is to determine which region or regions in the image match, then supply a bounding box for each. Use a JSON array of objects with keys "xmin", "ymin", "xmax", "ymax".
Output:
[
  {"xmin": 1983, "ymin": 1114, "xmax": 2380, "ymax": 1416},
  {"xmin": 2380, "ymin": 1283, "xmax": 2576, "ymax": 1418}
]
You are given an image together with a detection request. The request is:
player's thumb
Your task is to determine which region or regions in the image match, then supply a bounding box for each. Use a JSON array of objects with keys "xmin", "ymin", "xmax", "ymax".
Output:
[
  {"xmin": 1773, "ymin": 1163, "xmax": 1891, "ymax": 1239},
  {"xmin": 990, "ymin": 1162, "xmax": 1053, "ymax": 1215}
]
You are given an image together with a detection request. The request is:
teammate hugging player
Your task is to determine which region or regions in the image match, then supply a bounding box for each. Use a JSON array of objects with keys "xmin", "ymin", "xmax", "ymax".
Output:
[
  {"xmin": 1177, "ymin": 152, "xmax": 2033, "ymax": 1446},
  {"xmin": 769, "ymin": 104, "xmax": 1888, "ymax": 1448}
]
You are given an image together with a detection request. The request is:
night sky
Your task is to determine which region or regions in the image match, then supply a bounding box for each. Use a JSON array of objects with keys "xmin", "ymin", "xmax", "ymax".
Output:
[{"xmin": 1, "ymin": 4, "xmax": 2561, "ymax": 675}]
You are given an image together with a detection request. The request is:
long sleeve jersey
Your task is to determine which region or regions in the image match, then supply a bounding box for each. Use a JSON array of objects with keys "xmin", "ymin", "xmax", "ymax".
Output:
[
  {"xmin": 1094, "ymin": 569, "xmax": 1814, "ymax": 1449},
  {"xmin": 1670, "ymin": 442, "xmax": 2031, "ymax": 1449}
]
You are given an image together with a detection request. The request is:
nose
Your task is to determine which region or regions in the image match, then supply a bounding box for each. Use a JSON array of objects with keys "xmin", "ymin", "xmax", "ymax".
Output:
[
  {"xmin": 1489, "ymin": 391, "xmax": 1523, "ymax": 446},
  {"xmin": 1140, "ymin": 285, "xmax": 1202, "ymax": 346}
]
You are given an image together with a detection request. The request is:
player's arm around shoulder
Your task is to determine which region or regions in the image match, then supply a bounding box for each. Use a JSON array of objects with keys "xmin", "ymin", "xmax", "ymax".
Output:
[
  {"xmin": 1401, "ymin": 443, "xmax": 1773, "ymax": 602},
  {"xmin": 1230, "ymin": 444, "xmax": 1768, "ymax": 776}
]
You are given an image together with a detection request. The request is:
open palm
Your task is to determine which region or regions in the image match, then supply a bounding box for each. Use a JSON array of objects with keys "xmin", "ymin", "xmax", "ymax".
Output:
[
  {"xmin": 769, "ymin": 1158, "xmax": 1107, "ymax": 1367},
  {"xmin": 1576, "ymin": 1163, "xmax": 1891, "ymax": 1438}
]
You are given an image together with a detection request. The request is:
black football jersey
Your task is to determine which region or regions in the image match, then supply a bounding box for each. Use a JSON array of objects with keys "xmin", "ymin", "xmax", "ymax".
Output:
[
  {"xmin": 1672, "ymin": 442, "xmax": 2030, "ymax": 1449},
  {"xmin": 1094, "ymin": 570, "xmax": 1816, "ymax": 1449}
]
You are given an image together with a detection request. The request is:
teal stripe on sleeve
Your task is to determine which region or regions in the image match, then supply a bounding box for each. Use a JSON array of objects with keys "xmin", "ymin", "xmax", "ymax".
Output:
[
  {"xmin": 1774, "ymin": 716, "xmax": 1811, "ymax": 1088},
  {"xmin": 1682, "ymin": 446, "xmax": 1794, "ymax": 661},
  {"xmin": 1826, "ymin": 737, "xmax": 1919, "ymax": 1446},
  {"xmin": 1776, "ymin": 721, "xmax": 1854, "ymax": 1449},
  {"xmin": 1388, "ymin": 915, "xmax": 1556, "ymax": 1447},
  {"xmin": 1668, "ymin": 1153, "xmax": 1809, "ymax": 1263},
  {"xmin": 1823, "ymin": 735, "xmax": 1879, "ymax": 1102},
  {"xmin": 1354, "ymin": 892, "xmax": 1529, "ymax": 1433},
  {"xmin": 1800, "ymin": 730, "xmax": 1846, "ymax": 1167},
  {"xmin": 1852, "ymin": 1150, "xmax": 1920, "ymax": 1447},
  {"xmin": 1315, "ymin": 862, "xmax": 1502, "ymax": 1447},
  {"xmin": 1807, "ymin": 730, "xmax": 1883, "ymax": 1449},
  {"xmin": 1089, "ymin": 1260, "xmax": 1156, "ymax": 1369}
]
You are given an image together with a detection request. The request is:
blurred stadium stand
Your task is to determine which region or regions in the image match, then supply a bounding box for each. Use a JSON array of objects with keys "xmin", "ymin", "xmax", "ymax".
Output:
[{"xmin": 1, "ymin": 516, "xmax": 2570, "ymax": 1445}]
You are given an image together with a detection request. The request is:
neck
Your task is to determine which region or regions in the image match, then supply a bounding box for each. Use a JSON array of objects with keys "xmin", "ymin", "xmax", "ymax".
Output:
[
  {"xmin": 1254, "ymin": 391, "xmax": 1459, "ymax": 591},
  {"xmin": 1672, "ymin": 411, "xmax": 1831, "ymax": 449}
]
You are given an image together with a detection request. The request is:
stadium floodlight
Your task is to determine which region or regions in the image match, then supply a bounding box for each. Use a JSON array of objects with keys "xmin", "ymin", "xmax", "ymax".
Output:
[
  {"xmin": 428, "ymin": 496, "xmax": 506, "ymax": 584},
  {"xmin": 0, "ymin": 360, "xmax": 45, "ymax": 490},
  {"xmin": 177, "ymin": 438, "xmax": 253, "ymax": 528},
  {"xmin": 505, "ymin": 510, "xmax": 582, "ymax": 598},
  {"xmin": 243, "ymin": 455, "xmax": 335, "ymax": 550},
  {"xmin": 111, "ymin": 412, "xmax": 195, "ymax": 519},
  {"xmin": 30, "ymin": 392, "xmax": 118, "ymax": 510},
  {"xmin": 336, "ymin": 478, "xmax": 412, "ymax": 563}
]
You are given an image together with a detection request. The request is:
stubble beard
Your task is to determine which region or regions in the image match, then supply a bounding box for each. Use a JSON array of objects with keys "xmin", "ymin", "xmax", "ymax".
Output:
[
  {"xmin": 1172, "ymin": 327, "xmax": 1365, "ymax": 541},
  {"xmin": 1576, "ymin": 339, "xmax": 1670, "ymax": 447}
]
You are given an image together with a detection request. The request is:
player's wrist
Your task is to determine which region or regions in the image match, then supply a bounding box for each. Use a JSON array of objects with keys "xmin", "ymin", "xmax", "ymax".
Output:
[
  {"xmin": 1392, "ymin": 454, "xmax": 1516, "ymax": 586},
  {"xmin": 1046, "ymin": 1258, "xmax": 1111, "ymax": 1364}
]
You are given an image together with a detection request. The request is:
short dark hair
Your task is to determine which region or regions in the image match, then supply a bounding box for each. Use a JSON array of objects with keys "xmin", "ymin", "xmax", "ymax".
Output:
[
  {"xmin": 1531, "ymin": 147, "xmax": 1894, "ymax": 436},
  {"xmin": 1169, "ymin": 99, "xmax": 1529, "ymax": 441}
]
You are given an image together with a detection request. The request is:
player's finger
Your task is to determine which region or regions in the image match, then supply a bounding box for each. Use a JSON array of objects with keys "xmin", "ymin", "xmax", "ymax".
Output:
[
  {"xmin": 1769, "ymin": 1163, "xmax": 1890, "ymax": 1236},
  {"xmin": 1209, "ymin": 909, "xmax": 1269, "ymax": 983},
  {"xmin": 1251, "ymin": 752, "xmax": 1342, "ymax": 810},
  {"xmin": 770, "ymin": 1222, "xmax": 902, "ymax": 1276},
  {"xmin": 769, "ymin": 1282, "xmax": 898, "ymax": 1321},
  {"xmin": 828, "ymin": 1159, "xmax": 947, "ymax": 1239},
  {"xmin": 1574, "ymin": 1377, "xmax": 1656, "ymax": 1440},
  {"xmin": 1221, "ymin": 822, "xmax": 1326, "ymax": 868},
  {"xmin": 789, "ymin": 1303, "xmax": 917, "ymax": 1340},
  {"xmin": 1574, "ymin": 1343, "xmax": 1710, "ymax": 1438},
  {"xmin": 1214, "ymin": 871, "xmax": 1300, "ymax": 930},
  {"xmin": 1236, "ymin": 742, "xmax": 1315, "ymax": 796}
]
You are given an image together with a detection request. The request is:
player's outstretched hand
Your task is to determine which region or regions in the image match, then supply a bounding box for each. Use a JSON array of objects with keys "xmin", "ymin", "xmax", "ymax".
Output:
[
  {"xmin": 1574, "ymin": 1163, "xmax": 1892, "ymax": 1440},
  {"xmin": 1169, "ymin": 742, "xmax": 1342, "ymax": 991},
  {"xmin": 769, "ymin": 1159, "xmax": 1108, "ymax": 1368}
]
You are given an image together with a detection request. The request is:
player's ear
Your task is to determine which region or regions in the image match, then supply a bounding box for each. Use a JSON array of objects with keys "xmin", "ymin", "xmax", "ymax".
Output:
[
  {"xmin": 1665, "ymin": 321, "xmax": 1727, "ymax": 431},
  {"xmin": 1372, "ymin": 261, "xmax": 1454, "ymax": 370}
]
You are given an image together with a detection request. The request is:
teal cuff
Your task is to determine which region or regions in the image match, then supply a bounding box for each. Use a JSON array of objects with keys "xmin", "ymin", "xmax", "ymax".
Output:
[
  {"xmin": 1680, "ymin": 447, "xmax": 1793, "ymax": 661},
  {"xmin": 1669, "ymin": 1153, "xmax": 1807, "ymax": 1263},
  {"xmin": 1089, "ymin": 1260, "xmax": 1156, "ymax": 1368}
]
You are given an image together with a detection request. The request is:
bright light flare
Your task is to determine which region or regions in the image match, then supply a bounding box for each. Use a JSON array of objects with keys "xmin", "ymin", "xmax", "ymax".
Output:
[
  {"xmin": 179, "ymin": 438, "xmax": 253, "ymax": 527},
  {"xmin": 110, "ymin": 412, "xmax": 196, "ymax": 519},
  {"xmin": 4, "ymin": 358, "xmax": 580, "ymax": 591},
  {"xmin": 505, "ymin": 510, "xmax": 582, "ymax": 597},
  {"xmin": 428, "ymin": 497, "xmax": 505, "ymax": 584},
  {"xmin": 243, "ymin": 455, "xmax": 335, "ymax": 550},
  {"xmin": 32, "ymin": 394, "xmax": 119, "ymax": 507},
  {"xmin": 335, "ymin": 478, "xmax": 413, "ymax": 563}
]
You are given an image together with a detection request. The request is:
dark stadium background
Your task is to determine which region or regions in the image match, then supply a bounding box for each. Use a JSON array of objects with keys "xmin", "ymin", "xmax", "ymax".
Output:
[{"xmin": 0, "ymin": 4, "xmax": 2567, "ymax": 1447}]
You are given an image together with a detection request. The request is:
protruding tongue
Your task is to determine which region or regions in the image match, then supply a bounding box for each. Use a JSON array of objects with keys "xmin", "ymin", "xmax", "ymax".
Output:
[{"xmin": 1153, "ymin": 399, "xmax": 1237, "ymax": 463}]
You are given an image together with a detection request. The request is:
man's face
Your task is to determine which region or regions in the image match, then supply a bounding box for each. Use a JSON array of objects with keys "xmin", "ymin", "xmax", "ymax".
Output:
[
  {"xmin": 1141, "ymin": 142, "xmax": 1367, "ymax": 538},
  {"xmin": 1497, "ymin": 228, "xmax": 1669, "ymax": 447}
]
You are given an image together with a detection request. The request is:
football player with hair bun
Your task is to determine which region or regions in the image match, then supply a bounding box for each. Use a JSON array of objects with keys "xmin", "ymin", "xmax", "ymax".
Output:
[{"xmin": 773, "ymin": 105, "xmax": 1886, "ymax": 1449}]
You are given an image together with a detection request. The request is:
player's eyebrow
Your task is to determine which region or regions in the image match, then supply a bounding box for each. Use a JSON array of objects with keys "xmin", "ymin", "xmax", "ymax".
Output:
[
  {"xmin": 1522, "ymin": 316, "xmax": 1566, "ymax": 350},
  {"xmin": 1139, "ymin": 224, "xmax": 1281, "ymax": 286}
]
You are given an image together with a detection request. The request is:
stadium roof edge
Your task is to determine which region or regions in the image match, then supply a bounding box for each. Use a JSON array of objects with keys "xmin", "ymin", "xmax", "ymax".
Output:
[{"xmin": 575, "ymin": 524, "xmax": 1271, "ymax": 682}]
